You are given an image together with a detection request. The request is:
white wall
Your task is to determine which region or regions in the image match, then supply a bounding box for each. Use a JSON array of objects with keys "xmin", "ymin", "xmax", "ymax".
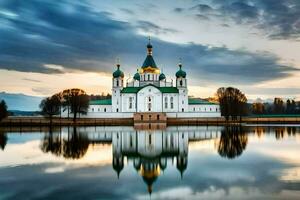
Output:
[
  {"xmin": 162, "ymin": 93, "xmax": 179, "ymax": 112},
  {"xmin": 137, "ymin": 85, "xmax": 163, "ymax": 112},
  {"xmin": 121, "ymin": 93, "xmax": 137, "ymax": 112},
  {"xmin": 188, "ymin": 104, "xmax": 220, "ymax": 112}
]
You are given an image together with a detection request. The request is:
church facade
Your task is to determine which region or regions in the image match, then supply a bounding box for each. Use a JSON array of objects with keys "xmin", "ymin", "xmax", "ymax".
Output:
[{"xmin": 74, "ymin": 40, "xmax": 221, "ymax": 118}]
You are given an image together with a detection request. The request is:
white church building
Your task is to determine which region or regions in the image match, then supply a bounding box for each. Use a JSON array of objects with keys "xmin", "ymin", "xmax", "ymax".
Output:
[{"xmin": 67, "ymin": 40, "xmax": 221, "ymax": 118}]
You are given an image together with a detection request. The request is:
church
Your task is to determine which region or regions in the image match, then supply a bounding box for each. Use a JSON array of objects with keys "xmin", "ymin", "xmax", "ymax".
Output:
[{"xmin": 78, "ymin": 39, "xmax": 221, "ymax": 118}]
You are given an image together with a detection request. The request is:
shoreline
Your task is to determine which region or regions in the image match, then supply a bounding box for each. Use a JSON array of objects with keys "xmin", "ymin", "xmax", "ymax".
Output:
[{"xmin": 1, "ymin": 116, "xmax": 300, "ymax": 127}]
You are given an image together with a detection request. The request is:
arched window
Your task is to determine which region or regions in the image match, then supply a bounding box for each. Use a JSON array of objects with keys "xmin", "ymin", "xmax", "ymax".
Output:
[
  {"xmin": 116, "ymin": 108, "xmax": 119, "ymax": 112},
  {"xmin": 170, "ymin": 97, "xmax": 174, "ymax": 109},
  {"xmin": 129, "ymin": 97, "xmax": 133, "ymax": 109},
  {"xmin": 148, "ymin": 74, "xmax": 150, "ymax": 80},
  {"xmin": 92, "ymin": 108, "xmax": 94, "ymax": 112},
  {"xmin": 116, "ymin": 79, "xmax": 119, "ymax": 87},
  {"xmin": 165, "ymin": 97, "xmax": 168, "ymax": 109},
  {"xmin": 182, "ymin": 108, "xmax": 184, "ymax": 112},
  {"xmin": 180, "ymin": 80, "xmax": 183, "ymax": 86},
  {"xmin": 104, "ymin": 108, "xmax": 106, "ymax": 112}
]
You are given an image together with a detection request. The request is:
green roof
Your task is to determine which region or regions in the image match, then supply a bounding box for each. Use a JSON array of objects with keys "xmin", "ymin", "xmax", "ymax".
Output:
[
  {"xmin": 142, "ymin": 55, "xmax": 157, "ymax": 68},
  {"xmin": 113, "ymin": 65, "xmax": 124, "ymax": 78},
  {"xmin": 121, "ymin": 85, "xmax": 179, "ymax": 94},
  {"xmin": 90, "ymin": 99, "xmax": 112, "ymax": 105},
  {"xmin": 188, "ymin": 98, "xmax": 218, "ymax": 105}
]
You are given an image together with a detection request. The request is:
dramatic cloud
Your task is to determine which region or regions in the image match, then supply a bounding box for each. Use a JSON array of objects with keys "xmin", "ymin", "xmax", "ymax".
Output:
[
  {"xmin": 0, "ymin": 0, "xmax": 298, "ymax": 86},
  {"xmin": 190, "ymin": 0, "xmax": 300, "ymax": 40}
]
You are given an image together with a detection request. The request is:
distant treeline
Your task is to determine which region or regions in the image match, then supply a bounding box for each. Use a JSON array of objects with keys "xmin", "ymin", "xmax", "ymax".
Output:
[
  {"xmin": 250, "ymin": 98, "xmax": 300, "ymax": 115},
  {"xmin": 89, "ymin": 93, "xmax": 111, "ymax": 101}
]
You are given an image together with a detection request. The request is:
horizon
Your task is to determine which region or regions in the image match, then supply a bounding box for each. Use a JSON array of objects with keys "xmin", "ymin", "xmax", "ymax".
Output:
[{"xmin": 1, "ymin": 0, "xmax": 300, "ymax": 102}]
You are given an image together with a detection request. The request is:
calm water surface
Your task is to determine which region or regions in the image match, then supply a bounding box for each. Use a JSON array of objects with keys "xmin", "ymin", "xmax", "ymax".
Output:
[{"xmin": 0, "ymin": 125, "xmax": 300, "ymax": 200}]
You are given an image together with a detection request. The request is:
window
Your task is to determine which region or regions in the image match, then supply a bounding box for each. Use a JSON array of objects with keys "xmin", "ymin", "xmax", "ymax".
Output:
[
  {"xmin": 182, "ymin": 100, "xmax": 184, "ymax": 104},
  {"xmin": 92, "ymin": 108, "xmax": 94, "ymax": 112},
  {"xmin": 170, "ymin": 97, "xmax": 174, "ymax": 109},
  {"xmin": 193, "ymin": 107, "xmax": 195, "ymax": 111},
  {"xmin": 210, "ymin": 108, "xmax": 212, "ymax": 111},
  {"xmin": 104, "ymin": 108, "xmax": 106, "ymax": 112},
  {"xmin": 157, "ymin": 115, "xmax": 160, "ymax": 120},
  {"xmin": 216, "ymin": 108, "xmax": 218, "ymax": 112},
  {"xmin": 182, "ymin": 108, "xmax": 184, "ymax": 112},
  {"xmin": 180, "ymin": 80, "xmax": 183, "ymax": 86},
  {"xmin": 165, "ymin": 97, "xmax": 168, "ymax": 109},
  {"xmin": 148, "ymin": 97, "xmax": 151, "ymax": 102},
  {"xmin": 148, "ymin": 74, "xmax": 150, "ymax": 80},
  {"xmin": 116, "ymin": 108, "xmax": 119, "ymax": 112},
  {"xmin": 141, "ymin": 115, "xmax": 143, "ymax": 120},
  {"xmin": 149, "ymin": 134, "xmax": 152, "ymax": 145},
  {"xmin": 116, "ymin": 79, "xmax": 119, "ymax": 87},
  {"xmin": 129, "ymin": 97, "xmax": 133, "ymax": 109},
  {"xmin": 98, "ymin": 108, "xmax": 100, "ymax": 112}
]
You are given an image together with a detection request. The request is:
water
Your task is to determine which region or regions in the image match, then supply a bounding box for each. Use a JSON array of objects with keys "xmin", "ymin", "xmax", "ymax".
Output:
[{"xmin": 0, "ymin": 126, "xmax": 300, "ymax": 200}]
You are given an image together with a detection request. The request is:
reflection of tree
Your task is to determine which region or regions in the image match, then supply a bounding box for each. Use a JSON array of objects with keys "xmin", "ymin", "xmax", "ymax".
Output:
[
  {"xmin": 63, "ymin": 127, "xmax": 89, "ymax": 159},
  {"xmin": 275, "ymin": 128, "xmax": 285, "ymax": 140},
  {"xmin": 218, "ymin": 126, "xmax": 248, "ymax": 159},
  {"xmin": 0, "ymin": 131, "xmax": 7, "ymax": 151},
  {"xmin": 41, "ymin": 127, "xmax": 89, "ymax": 159}
]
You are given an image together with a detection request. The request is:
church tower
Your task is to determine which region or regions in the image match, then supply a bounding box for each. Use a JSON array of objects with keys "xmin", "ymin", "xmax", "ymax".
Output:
[
  {"xmin": 112, "ymin": 61, "xmax": 124, "ymax": 112},
  {"xmin": 176, "ymin": 61, "xmax": 188, "ymax": 112}
]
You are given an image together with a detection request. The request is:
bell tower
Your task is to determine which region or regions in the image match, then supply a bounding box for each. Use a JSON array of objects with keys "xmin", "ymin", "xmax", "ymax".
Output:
[
  {"xmin": 112, "ymin": 60, "xmax": 124, "ymax": 112},
  {"xmin": 176, "ymin": 60, "xmax": 188, "ymax": 112}
]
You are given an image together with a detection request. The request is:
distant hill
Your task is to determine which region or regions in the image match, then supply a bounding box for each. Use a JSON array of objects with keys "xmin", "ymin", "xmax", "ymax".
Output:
[{"xmin": 0, "ymin": 92, "xmax": 44, "ymax": 111}]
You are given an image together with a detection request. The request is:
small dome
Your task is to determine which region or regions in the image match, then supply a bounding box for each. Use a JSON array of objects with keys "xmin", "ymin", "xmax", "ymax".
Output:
[
  {"xmin": 134, "ymin": 69, "xmax": 140, "ymax": 80},
  {"xmin": 113, "ymin": 64, "xmax": 124, "ymax": 78},
  {"xmin": 147, "ymin": 43, "xmax": 152, "ymax": 49},
  {"xmin": 176, "ymin": 63, "xmax": 186, "ymax": 78},
  {"xmin": 159, "ymin": 73, "xmax": 166, "ymax": 80}
]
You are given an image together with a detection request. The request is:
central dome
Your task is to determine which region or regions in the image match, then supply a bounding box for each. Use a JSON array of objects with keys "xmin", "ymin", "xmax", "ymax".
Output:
[
  {"xmin": 142, "ymin": 39, "xmax": 158, "ymax": 69},
  {"xmin": 142, "ymin": 55, "xmax": 157, "ymax": 69}
]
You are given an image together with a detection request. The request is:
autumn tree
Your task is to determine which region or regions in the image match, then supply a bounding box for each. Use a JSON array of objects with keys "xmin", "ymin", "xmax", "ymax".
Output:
[
  {"xmin": 273, "ymin": 98, "xmax": 284, "ymax": 114},
  {"xmin": 252, "ymin": 102, "xmax": 265, "ymax": 115},
  {"xmin": 0, "ymin": 100, "xmax": 8, "ymax": 122},
  {"xmin": 216, "ymin": 87, "xmax": 248, "ymax": 121}
]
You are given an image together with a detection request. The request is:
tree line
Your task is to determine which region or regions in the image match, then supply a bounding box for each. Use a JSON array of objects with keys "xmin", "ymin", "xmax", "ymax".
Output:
[{"xmin": 251, "ymin": 98, "xmax": 300, "ymax": 115}]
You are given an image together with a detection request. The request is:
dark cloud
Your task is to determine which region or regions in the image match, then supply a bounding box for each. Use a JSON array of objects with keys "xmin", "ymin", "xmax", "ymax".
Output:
[
  {"xmin": 191, "ymin": 4, "xmax": 214, "ymax": 13},
  {"xmin": 119, "ymin": 8, "xmax": 135, "ymax": 15},
  {"xmin": 22, "ymin": 78, "xmax": 41, "ymax": 83},
  {"xmin": 191, "ymin": 0, "xmax": 300, "ymax": 39},
  {"xmin": 0, "ymin": 0, "xmax": 298, "ymax": 86},
  {"xmin": 174, "ymin": 7, "xmax": 184, "ymax": 13},
  {"xmin": 136, "ymin": 20, "xmax": 179, "ymax": 35}
]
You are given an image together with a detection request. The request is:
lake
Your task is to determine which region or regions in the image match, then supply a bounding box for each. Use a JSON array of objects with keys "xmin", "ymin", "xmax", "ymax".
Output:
[{"xmin": 0, "ymin": 125, "xmax": 300, "ymax": 200}]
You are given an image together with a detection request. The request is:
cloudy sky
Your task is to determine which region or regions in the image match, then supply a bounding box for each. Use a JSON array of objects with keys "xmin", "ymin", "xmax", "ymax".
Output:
[{"xmin": 0, "ymin": 0, "xmax": 300, "ymax": 100}]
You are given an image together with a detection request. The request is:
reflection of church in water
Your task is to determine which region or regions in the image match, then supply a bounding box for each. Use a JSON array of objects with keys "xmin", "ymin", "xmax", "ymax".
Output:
[{"xmin": 87, "ymin": 126, "xmax": 222, "ymax": 194}]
